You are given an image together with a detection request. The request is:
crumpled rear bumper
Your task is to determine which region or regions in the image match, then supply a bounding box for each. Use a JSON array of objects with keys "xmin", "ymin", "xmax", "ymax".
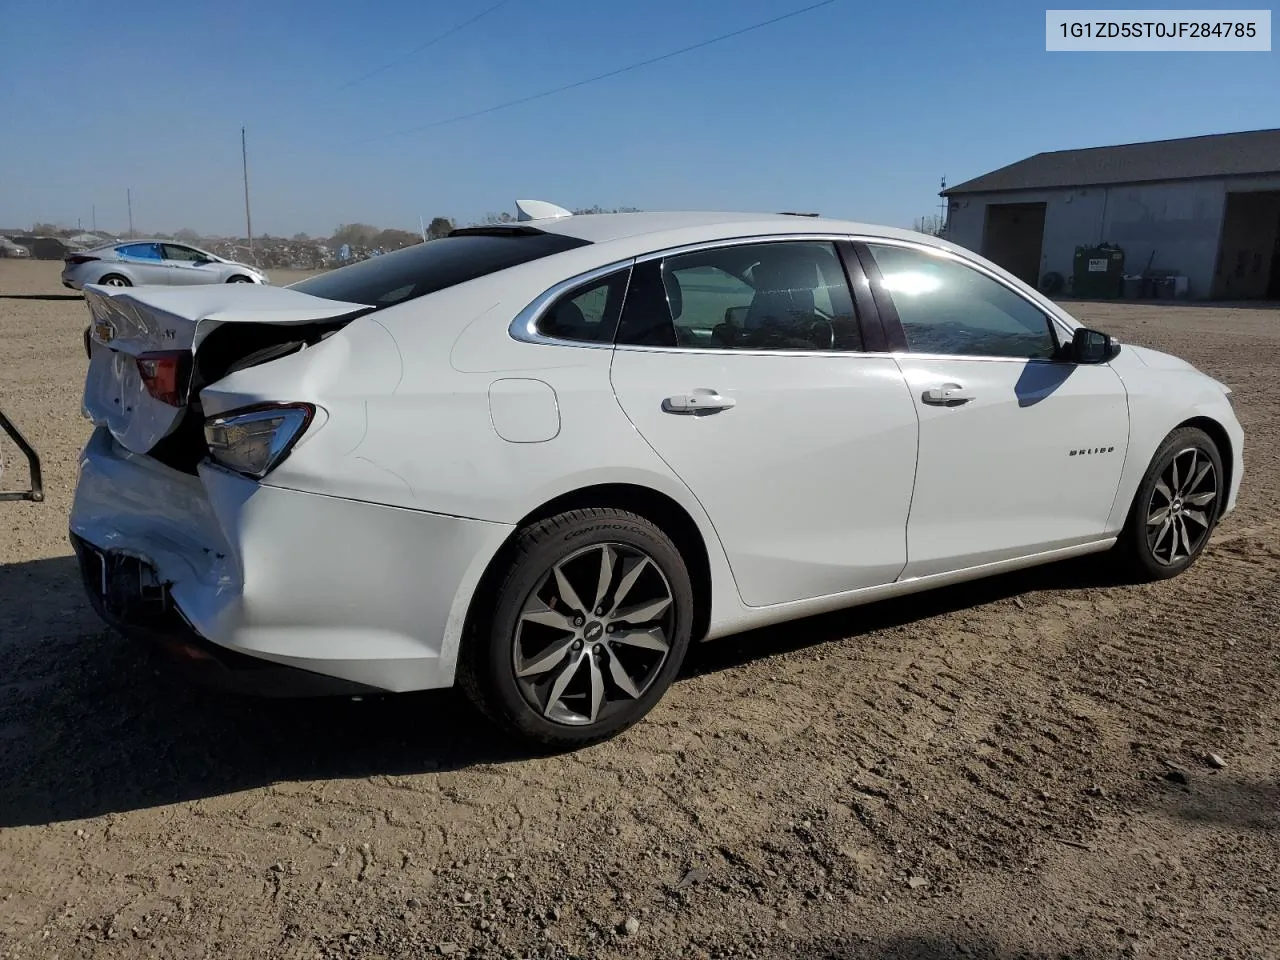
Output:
[
  {"xmin": 70, "ymin": 532, "xmax": 380, "ymax": 696},
  {"xmin": 69, "ymin": 426, "xmax": 513, "ymax": 695}
]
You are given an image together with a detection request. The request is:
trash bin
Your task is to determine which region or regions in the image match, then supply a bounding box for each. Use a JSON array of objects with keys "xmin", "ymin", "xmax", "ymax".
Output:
[{"xmin": 1072, "ymin": 244, "xmax": 1126, "ymax": 298}]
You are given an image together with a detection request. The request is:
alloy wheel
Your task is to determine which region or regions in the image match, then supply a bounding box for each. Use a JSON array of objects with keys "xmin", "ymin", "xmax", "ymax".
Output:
[
  {"xmin": 1146, "ymin": 446, "xmax": 1218, "ymax": 566},
  {"xmin": 512, "ymin": 542, "xmax": 675, "ymax": 726},
  {"xmin": 102, "ymin": 276, "xmax": 129, "ymax": 287}
]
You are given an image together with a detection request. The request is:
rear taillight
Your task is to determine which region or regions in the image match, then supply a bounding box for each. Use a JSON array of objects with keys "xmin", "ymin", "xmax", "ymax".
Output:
[
  {"xmin": 64, "ymin": 255, "xmax": 100, "ymax": 265},
  {"xmin": 204, "ymin": 403, "xmax": 315, "ymax": 479},
  {"xmin": 135, "ymin": 351, "xmax": 190, "ymax": 406}
]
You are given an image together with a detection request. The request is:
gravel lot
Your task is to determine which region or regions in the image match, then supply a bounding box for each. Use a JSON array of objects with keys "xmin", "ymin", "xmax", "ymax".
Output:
[{"xmin": 1, "ymin": 258, "xmax": 1277, "ymax": 960}]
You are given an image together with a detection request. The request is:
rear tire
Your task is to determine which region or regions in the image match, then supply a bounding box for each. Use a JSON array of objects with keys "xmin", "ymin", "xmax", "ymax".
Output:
[
  {"xmin": 99, "ymin": 274, "xmax": 131, "ymax": 287},
  {"xmin": 1114, "ymin": 426, "xmax": 1224, "ymax": 582},
  {"xmin": 227, "ymin": 275, "xmax": 254, "ymax": 283},
  {"xmin": 458, "ymin": 508, "xmax": 694, "ymax": 748}
]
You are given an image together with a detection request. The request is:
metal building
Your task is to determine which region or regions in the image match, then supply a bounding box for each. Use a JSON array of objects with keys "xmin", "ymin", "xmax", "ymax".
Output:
[{"xmin": 941, "ymin": 128, "xmax": 1280, "ymax": 300}]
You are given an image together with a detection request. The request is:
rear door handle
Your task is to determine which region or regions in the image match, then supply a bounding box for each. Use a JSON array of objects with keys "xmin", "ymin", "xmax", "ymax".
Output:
[
  {"xmin": 662, "ymin": 388, "xmax": 737, "ymax": 414},
  {"xmin": 921, "ymin": 382, "xmax": 974, "ymax": 406}
]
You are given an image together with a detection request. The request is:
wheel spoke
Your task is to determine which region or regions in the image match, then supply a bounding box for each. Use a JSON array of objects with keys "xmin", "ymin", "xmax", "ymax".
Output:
[
  {"xmin": 1177, "ymin": 516, "xmax": 1193, "ymax": 557},
  {"xmin": 519, "ymin": 599, "xmax": 575, "ymax": 632},
  {"xmin": 515, "ymin": 636, "xmax": 576, "ymax": 678},
  {"xmin": 553, "ymin": 564, "xmax": 587, "ymax": 616},
  {"xmin": 1170, "ymin": 455, "xmax": 1183, "ymax": 492},
  {"xmin": 613, "ymin": 596, "xmax": 672, "ymax": 624},
  {"xmin": 543, "ymin": 655, "xmax": 583, "ymax": 718},
  {"xmin": 1152, "ymin": 517, "xmax": 1174, "ymax": 557},
  {"xmin": 587, "ymin": 656, "xmax": 605, "ymax": 723},
  {"xmin": 610, "ymin": 625, "xmax": 670, "ymax": 653},
  {"xmin": 607, "ymin": 653, "xmax": 642, "ymax": 699},
  {"xmin": 1153, "ymin": 479, "xmax": 1173, "ymax": 503},
  {"xmin": 1186, "ymin": 490, "xmax": 1216, "ymax": 507},
  {"xmin": 1147, "ymin": 505, "xmax": 1171, "ymax": 526},
  {"xmin": 1184, "ymin": 461, "xmax": 1212, "ymax": 496},
  {"xmin": 1182, "ymin": 508, "xmax": 1210, "ymax": 529},
  {"xmin": 592, "ymin": 545, "xmax": 615, "ymax": 612},
  {"xmin": 608, "ymin": 557, "xmax": 649, "ymax": 615}
]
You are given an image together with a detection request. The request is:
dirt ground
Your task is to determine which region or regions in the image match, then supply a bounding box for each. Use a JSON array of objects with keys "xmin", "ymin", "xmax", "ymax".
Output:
[{"xmin": 1, "ymin": 258, "xmax": 1277, "ymax": 960}]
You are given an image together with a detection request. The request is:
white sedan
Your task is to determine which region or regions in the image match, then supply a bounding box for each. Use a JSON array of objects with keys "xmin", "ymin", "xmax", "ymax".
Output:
[{"xmin": 70, "ymin": 202, "xmax": 1244, "ymax": 746}]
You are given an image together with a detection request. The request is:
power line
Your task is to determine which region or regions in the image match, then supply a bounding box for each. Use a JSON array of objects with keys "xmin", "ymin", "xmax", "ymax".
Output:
[
  {"xmin": 330, "ymin": 0, "xmax": 514, "ymax": 95},
  {"xmin": 353, "ymin": 0, "xmax": 838, "ymax": 145}
]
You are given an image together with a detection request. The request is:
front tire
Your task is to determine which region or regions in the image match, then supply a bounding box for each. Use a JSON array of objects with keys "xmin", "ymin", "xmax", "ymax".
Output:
[
  {"xmin": 1115, "ymin": 426, "xmax": 1224, "ymax": 581},
  {"xmin": 227, "ymin": 274, "xmax": 254, "ymax": 283},
  {"xmin": 459, "ymin": 508, "xmax": 694, "ymax": 748},
  {"xmin": 99, "ymin": 274, "xmax": 131, "ymax": 287}
]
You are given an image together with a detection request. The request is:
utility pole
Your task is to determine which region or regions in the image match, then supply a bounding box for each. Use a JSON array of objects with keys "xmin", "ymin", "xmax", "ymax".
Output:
[
  {"xmin": 127, "ymin": 188, "xmax": 134, "ymax": 238},
  {"xmin": 242, "ymin": 126, "xmax": 254, "ymax": 264},
  {"xmin": 938, "ymin": 175, "xmax": 948, "ymax": 234},
  {"xmin": 92, "ymin": 204, "xmax": 96, "ymax": 232}
]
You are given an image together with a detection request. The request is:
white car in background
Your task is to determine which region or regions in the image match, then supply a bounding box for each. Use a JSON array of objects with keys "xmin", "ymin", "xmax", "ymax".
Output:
[
  {"xmin": 62, "ymin": 239, "xmax": 267, "ymax": 289},
  {"xmin": 69, "ymin": 202, "xmax": 1243, "ymax": 747}
]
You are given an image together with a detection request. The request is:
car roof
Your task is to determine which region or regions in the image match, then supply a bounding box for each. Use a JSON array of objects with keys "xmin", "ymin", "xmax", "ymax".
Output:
[
  {"xmin": 501, "ymin": 209, "xmax": 960, "ymax": 255},
  {"xmin": 91, "ymin": 239, "xmax": 217, "ymax": 254}
]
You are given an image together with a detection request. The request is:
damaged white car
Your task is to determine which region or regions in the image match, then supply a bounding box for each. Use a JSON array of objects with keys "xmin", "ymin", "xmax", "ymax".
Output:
[{"xmin": 71, "ymin": 203, "xmax": 1244, "ymax": 747}]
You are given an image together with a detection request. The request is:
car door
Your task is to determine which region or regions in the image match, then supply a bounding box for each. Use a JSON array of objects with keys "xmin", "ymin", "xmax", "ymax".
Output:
[
  {"xmin": 161, "ymin": 244, "xmax": 219, "ymax": 285},
  {"xmin": 607, "ymin": 238, "xmax": 920, "ymax": 607},
  {"xmin": 116, "ymin": 242, "xmax": 170, "ymax": 284},
  {"xmin": 856, "ymin": 240, "xmax": 1130, "ymax": 580}
]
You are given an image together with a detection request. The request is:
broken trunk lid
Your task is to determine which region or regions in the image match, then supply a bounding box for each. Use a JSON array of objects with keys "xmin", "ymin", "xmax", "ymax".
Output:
[{"xmin": 82, "ymin": 283, "xmax": 370, "ymax": 456}]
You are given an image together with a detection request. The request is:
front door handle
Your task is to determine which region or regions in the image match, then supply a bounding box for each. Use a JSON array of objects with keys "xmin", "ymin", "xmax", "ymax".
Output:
[
  {"xmin": 921, "ymin": 382, "xmax": 974, "ymax": 406},
  {"xmin": 662, "ymin": 388, "xmax": 737, "ymax": 414}
]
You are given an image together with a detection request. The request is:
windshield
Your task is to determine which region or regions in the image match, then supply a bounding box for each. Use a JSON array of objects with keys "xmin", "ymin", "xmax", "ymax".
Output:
[{"xmin": 289, "ymin": 230, "xmax": 591, "ymax": 309}]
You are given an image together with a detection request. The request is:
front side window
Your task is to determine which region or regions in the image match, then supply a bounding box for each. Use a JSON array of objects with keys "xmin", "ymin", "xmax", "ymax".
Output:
[
  {"xmin": 535, "ymin": 268, "xmax": 629, "ymax": 343},
  {"xmin": 118, "ymin": 242, "xmax": 162, "ymax": 261},
  {"xmin": 865, "ymin": 243, "xmax": 1058, "ymax": 359},
  {"xmin": 616, "ymin": 240, "xmax": 861, "ymax": 351},
  {"xmin": 162, "ymin": 244, "xmax": 206, "ymax": 262}
]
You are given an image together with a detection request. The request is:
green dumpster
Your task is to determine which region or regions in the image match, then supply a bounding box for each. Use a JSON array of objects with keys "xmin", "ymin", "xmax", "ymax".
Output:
[{"xmin": 1072, "ymin": 244, "xmax": 1125, "ymax": 299}]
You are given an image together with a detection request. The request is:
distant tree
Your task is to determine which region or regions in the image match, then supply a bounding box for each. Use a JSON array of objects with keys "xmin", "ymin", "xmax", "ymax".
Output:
[
  {"xmin": 913, "ymin": 214, "xmax": 945, "ymax": 237},
  {"xmin": 374, "ymin": 228, "xmax": 421, "ymax": 250},
  {"xmin": 331, "ymin": 223, "xmax": 381, "ymax": 247},
  {"xmin": 291, "ymin": 232, "xmax": 311, "ymax": 242},
  {"xmin": 174, "ymin": 228, "xmax": 201, "ymax": 243},
  {"xmin": 484, "ymin": 212, "xmax": 515, "ymax": 224},
  {"xmin": 426, "ymin": 216, "xmax": 454, "ymax": 240},
  {"xmin": 31, "ymin": 222, "xmax": 59, "ymax": 235}
]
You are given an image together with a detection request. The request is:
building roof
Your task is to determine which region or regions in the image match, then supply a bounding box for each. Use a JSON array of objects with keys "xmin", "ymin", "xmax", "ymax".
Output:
[{"xmin": 942, "ymin": 128, "xmax": 1280, "ymax": 196}]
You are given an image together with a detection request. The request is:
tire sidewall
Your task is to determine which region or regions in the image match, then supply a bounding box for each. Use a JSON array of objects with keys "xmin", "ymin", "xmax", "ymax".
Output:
[
  {"xmin": 476, "ymin": 511, "xmax": 694, "ymax": 745},
  {"xmin": 1127, "ymin": 427, "xmax": 1224, "ymax": 580}
]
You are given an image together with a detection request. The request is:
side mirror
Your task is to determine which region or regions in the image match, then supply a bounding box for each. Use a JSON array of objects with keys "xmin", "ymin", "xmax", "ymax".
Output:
[{"xmin": 1070, "ymin": 327, "xmax": 1120, "ymax": 364}]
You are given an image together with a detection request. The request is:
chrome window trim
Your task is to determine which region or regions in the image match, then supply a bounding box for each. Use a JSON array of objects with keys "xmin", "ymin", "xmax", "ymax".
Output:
[
  {"xmin": 508, "ymin": 258, "xmax": 636, "ymax": 348},
  {"xmin": 631, "ymin": 232, "xmax": 859, "ymax": 263},
  {"xmin": 509, "ymin": 231, "xmax": 1081, "ymax": 360}
]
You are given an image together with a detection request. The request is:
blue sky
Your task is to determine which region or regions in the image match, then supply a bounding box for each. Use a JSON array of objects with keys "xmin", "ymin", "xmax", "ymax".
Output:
[{"xmin": 1, "ymin": 0, "xmax": 1276, "ymax": 237}]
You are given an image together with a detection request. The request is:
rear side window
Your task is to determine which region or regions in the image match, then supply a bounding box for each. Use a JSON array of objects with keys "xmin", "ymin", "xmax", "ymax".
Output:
[
  {"xmin": 119, "ymin": 243, "xmax": 162, "ymax": 261},
  {"xmin": 289, "ymin": 230, "xmax": 591, "ymax": 309},
  {"xmin": 616, "ymin": 240, "xmax": 862, "ymax": 351},
  {"xmin": 536, "ymin": 268, "xmax": 630, "ymax": 343}
]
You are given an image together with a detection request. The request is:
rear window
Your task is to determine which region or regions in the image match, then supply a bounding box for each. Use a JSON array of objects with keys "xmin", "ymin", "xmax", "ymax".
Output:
[{"xmin": 289, "ymin": 230, "xmax": 591, "ymax": 309}]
